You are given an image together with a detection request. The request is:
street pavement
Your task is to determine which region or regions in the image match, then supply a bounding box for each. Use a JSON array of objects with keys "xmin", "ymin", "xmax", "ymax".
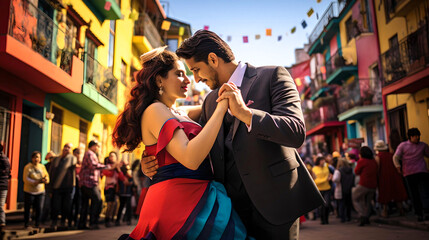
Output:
[{"xmin": 6, "ymin": 216, "xmax": 429, "ymax": 240}]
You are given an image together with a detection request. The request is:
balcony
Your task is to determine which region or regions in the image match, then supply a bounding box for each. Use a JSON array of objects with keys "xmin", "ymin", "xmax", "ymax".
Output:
[
  {"xmin": 58, "ymin": 53, "xmax": 118, "ymax": 117},
  {"xmin": 380, "ymin": 23, "xmax": 429, "ymax": 87},
  {"xmin": 325, "ymin": 49, "xmax": 357, "ymax": 85},
  {"xmin": 305, "ymin": 105, "xmax": 344, "ymax": 136},
  {"xmin": 337, "ymin": 78, "xmax": 383, "ymax": 121},
  {"xmin": 133, "ymin": 12, "xmax": 164, "ymax": 53},
  {"xmin": 0, "ymin": 0, "xmax": 83, "ymax": 93},
  {"xmin": 83, "ymin": 0, "xmax": 121, "ymax": 21},
  {"xmin": 308, "ymin": 1, "xmax": 348, "ymax": 55},
  {"xmin": 385, "ymin": 0, "xmax": 420, "ymax": 19},
  {"xmin": 309, "ymin": 74, "xmax": 330, "ymax": 101}
]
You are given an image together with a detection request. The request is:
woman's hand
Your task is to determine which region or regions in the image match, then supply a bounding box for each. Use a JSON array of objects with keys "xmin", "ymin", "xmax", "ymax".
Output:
[{"xmin": 216, "ymin": 98, "xmax": 229, "ymax": 113}]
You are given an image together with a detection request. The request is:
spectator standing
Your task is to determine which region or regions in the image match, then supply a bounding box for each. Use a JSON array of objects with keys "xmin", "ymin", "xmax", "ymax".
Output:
[
  {"xmin": 102, "ymin": 152, "xmax": 125, "ymax": 227},
  {"xmin": 333, "ymin": 158, "xmax": 354, "ymax": 222},
  {"xmin": 116, "ymin": 159, "xmax": 133, "ymax": 226},
  {"xmin": 41, "ymin": 151, "xmax": 55, "ymax": 224},
  {"xmin": 23, "ymin": 151, "xmax": 49, "ymax": 228},
  {"xmin": 70, "ymin": 148, "xmax": 82, "ymax": 227},
  {"xmin": 78, "ymin": 140, "xmax": 108, "ymax": 230},
  {"xmin": 313, "ymin": 156, "xmax": 332, "ymax": 225},
  {"xmin": 353, "ymin": 147, "xmax": 378, "ymax": 226},
  {"xmin": 49, "ymin": 143, "xmax": 77, "ymax": 229},
  {"xmin": 0, "ymin": 144, "xmax": 11, "ymax": 230},
  {"xmin": 374, "ymin": 140, "xmax": 407, "ymax": 217},
  {"xmin": 394, "ymin": 128, "xmax": 429, "ymax": 221}
]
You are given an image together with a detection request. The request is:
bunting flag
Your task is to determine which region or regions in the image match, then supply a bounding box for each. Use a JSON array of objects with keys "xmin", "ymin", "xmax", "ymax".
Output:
[
  {"xmin": 104, "ymin": 1, "xmax": 111, "ymax": 11},
  {"xmin": 227, "ymin": 36, "xmax": 232, "ymax": 42},
  {"xmin": 302, "ymin": 20, "xmax": 307, "ymax": 29},
  {"xmin": 266, "ymin": 28, "xmax": 272, "ymax": 36},
  {"xmin": 317, "ymin": 0, "xmax": 322, "ymax": 3},
  {"xmin": 243, "ymin": 36, "xmax": 249, "ymax": 43},
  {"xmin": 255, "ymin": 34, "xmax": 261, "ymax": 40},
  {"xmin": 204, "ymin": 25, "xmax": 209, "ymax": 30},
  {"xmin": 291, "ymin": 27, "xmax": 296, "ymax": 34},
  {"xmin": 316, "ymin": 12, "xmax": 319, "ymax": 20},
  {"xmin": 278, "ymin": 35, "xmax": 282, "ymax": 41},
  {"xmin": 178, "ymin": 27, "xmax": 185, "ymax": 36},
  {"xmin": 307, "ymin": 8, "xmax": 314, "ymax": 17},
  {"xmin": 161, "ymin": 20, "xmax": 171, "ymax": 31}
]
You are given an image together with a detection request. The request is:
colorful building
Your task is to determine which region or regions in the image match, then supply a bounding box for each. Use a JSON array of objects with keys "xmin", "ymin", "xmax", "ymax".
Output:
[
  {"xmin": 0, "ymin": 0, "xmax": 168, "ymax": 210},
  {"xmin": 375, "ymin": 0, "xmax": 429, "ymax": 145},
  {"xmin": 304, "ymin": 0, "xmax": 386, "ymax": 155}
]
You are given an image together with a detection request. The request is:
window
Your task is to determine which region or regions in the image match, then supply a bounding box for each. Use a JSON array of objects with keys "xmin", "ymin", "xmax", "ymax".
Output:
[
  {"xmin": 79, "ymin": 120, "xmax": 88, "ymax": 150},
  {"xmin": 361, "ymin": 0, "xmax": 373, "ymax": 32},
  {"xmin": 108, "ymin": 20, "xmax": 116, "ymax": 68},
  {"xmin": 345, "ymin": 17, "xmax": 354, "ymax": 42},
  {"xmin": 121, "ymin": 60, "xmax": 127, "ymax": 86},
  {"xmin": 388, "ymin": 105, "xmax": 408, "ymax": 143},
  {"xmin": 0, "ymin": 91, "xmax": 12, "ymax": 156},
  {"xmin": 50, "ymin": 106, "xmax": 63, "ymax": 155},
  {"xmin": 130, "ymin": 66, "xmax": 138, "ymax": 82},
  {"xmin": 86, "ymin": 38, "xmax": 97, "ymax": 84},
  {"xmin": 389, "ymin": 34, "xmax": 399, "ymax": 48},
  {"xmin": 167, "ymin": 39, "xmax": 179, "ymax": 52}
]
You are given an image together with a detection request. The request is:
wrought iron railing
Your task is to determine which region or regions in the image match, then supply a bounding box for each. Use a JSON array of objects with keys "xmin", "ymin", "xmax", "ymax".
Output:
[
  {"xmin": 83, "ymin": 53, "xmax": 118, "ymax": 104},
  {"xmin": 325, "ymin": 49, "xmax": 352, "ymax": 79},
  {"xmin": 308, "ymin": 1, "xmax": 346, "ymax": 45},
  {"xmin": 380, "ymin": 23, "xmax": 429, "ymax": 86},
  {"xmin": 337, "ymin": 78, "xmax": 382, "ymax": 114},
  {"xmin": 310, "ymin": 73, "xmax": 325, "ymax": 96},
  {"xmin": 7, "ymin": 0, "xmax": 79, "ymax": 75},
  {"xmin": 305, "ymin": 105, "xmax": 338, "ymax": 131},
  {"xmin": 134, "ymin": 12, "xmax": 163, "ymax": 49}
]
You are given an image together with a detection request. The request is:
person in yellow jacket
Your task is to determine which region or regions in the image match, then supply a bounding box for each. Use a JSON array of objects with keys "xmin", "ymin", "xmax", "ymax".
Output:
[
  {"xmin": 313, "ymin": 156, "xmax": 332, "ymax": 225},
  {"xmin": 23, "ymin": 151, "xmax": 49, "ymax": 228}
]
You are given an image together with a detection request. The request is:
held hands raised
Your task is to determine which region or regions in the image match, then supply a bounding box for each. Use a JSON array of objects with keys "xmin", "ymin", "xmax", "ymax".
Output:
[{"xmin": 216, "ymin": 82, "xmax": 252, "ymax": 126}]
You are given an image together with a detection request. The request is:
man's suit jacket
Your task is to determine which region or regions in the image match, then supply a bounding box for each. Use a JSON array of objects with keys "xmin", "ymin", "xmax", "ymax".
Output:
[{"xmin": 200, "ymin": 64, "xmax": 324, "ymax": 225}]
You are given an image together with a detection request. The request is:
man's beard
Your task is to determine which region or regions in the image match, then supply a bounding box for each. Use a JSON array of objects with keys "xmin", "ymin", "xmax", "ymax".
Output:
[{"xmin": 208, "ymin": 67, "xmax": 220, "ymax": 90}]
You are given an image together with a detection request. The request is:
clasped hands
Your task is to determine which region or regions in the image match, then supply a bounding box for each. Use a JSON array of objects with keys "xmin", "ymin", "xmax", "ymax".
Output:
[{"xmin": 141, "ymin": 82, "xmax": 252, "ymax": 179}]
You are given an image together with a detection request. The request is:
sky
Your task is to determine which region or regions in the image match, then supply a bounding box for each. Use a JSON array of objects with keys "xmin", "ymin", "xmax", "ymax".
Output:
[{"xmin": 164, "ymin": 0, "xmax": 334, "ymax": 68}]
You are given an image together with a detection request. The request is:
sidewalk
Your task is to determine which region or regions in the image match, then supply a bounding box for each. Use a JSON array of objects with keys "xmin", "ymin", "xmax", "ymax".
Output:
[{"xmin": 373, "ymin": 212, "xmax": 429, "ymax": 231}]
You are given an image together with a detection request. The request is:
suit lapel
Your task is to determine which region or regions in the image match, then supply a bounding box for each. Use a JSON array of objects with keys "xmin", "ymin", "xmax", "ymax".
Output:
[{"xmin": 232, "ymin": 64, "xmax": 257, "ymax": 140}]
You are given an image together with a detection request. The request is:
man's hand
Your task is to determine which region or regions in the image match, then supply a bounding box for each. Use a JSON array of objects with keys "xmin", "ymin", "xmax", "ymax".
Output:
[
  {"xmin": 216, "ymin": 82, "xmax": 252, "ymax": 125},
  {"xmin": 141, "ymin": 150, "xmax": 158, "ymax": 179},
  {"xmin": 396, "ymin": 166, "xmax": 402, "ymax": 175}
]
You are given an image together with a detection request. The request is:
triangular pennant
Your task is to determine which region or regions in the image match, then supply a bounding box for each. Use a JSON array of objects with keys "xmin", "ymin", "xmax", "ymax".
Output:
[
  {"xmin": 266, "ymin": 28, "xmax": 272, "ymax": 36},
  {"xmin": 243, "ymin": 36, "xmax": 249, "ymax": 43},
  {"xmin": 317, "ymin": 0, "xmax": 322, "ymax": 3},
  {"xmin": 104, "ymin": 1, "xmax": 112, "ymax": 11},
  {"xmin": 316, "ymin": 12, "xmax": 319, "ymax": 20},
  {"xmin": 278, "ymin": 35, "xmax": 282, "ymax": 41},
  {"xmin": 227, "ymin": 36, "xmax": 232, "ymax": 42},
  {"xmin": 307, "ymin": 8, "xmax": 314, "ymax": 17},
  {"xmin": 204, "ymin": 25, "xmax": 209, "ymax": 30},
  {"xmin": 255, "ymin": 34, "xmax": 261, "ymax": 40},
  {"xmin": 291, "ymin": 27, "xmax": 296, "ymax": 34},
  {"xmin": 301, "ymin": 20, "xmax": 307, "ymax": 29}
]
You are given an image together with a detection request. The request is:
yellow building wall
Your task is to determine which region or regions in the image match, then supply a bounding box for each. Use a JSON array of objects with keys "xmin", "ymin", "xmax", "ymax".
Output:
[
  {"xmin": 386, "ymin": 89, "xmax": 429, "ymax": 144},
  {"xmin": 338, "ymin": 10, "xmax": 357, "ymax": 65}
]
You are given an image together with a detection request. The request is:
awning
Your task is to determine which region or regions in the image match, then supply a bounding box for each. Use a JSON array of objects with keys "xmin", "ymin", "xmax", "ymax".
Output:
[
  {"xmin": 338, "ymin": 105, "xmax": 383, "ymax": 121},
  {"xmin": 306, "ymin": 121, "xmax": 345, "ymax": 136}
]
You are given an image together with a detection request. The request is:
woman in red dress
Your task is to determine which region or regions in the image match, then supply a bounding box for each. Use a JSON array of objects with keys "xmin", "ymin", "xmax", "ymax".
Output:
[
  {"xmin": 112, "ymin": 47, "xmax": 248, "ymax": 239},
  {"xmin": 374, "ymin": 140, "xmax": 408, "ymax": 217}
]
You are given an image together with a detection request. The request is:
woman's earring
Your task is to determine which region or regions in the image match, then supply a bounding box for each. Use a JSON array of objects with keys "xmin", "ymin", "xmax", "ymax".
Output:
[{"xmin": 159, "ymin": 86, "xmax": 164, "ymax": 96}]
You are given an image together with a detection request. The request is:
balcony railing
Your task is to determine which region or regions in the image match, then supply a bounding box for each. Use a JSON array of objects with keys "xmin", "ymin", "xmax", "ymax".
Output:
[
  {"xmin": 308, "ymin": 2, "xmax": 346, "ymax": 45},
  {"xmin": 7, "ymin": 0, "xmax": 79, "ymax": 75},
  {"xmin": 380, "ymin": 23, "xmax": 429, "ymax": 86},
  {"xmin": 337, "ymin": 78, "xmax": 383, "ymax": 114},
  {"xmin": 325, "ymin": 50, "xmax": 349, "ymax": 77},
  {"xmin": 310, "ymin": 73, "xmax": 325, "ymax": 96},
  {"xmin": 305, "ymin": 105, "xmax": 338, "ymax": 131},
  {"xmin": 83, "ymin": 53, "xmax": 118, "ymax": 104},
  {"xmin": 134, "ymin": 12, "xmax": 163, "ymax": 49}
]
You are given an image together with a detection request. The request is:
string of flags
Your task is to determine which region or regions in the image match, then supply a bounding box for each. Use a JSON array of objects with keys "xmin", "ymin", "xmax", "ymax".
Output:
[{"xmin": 202, "ymin": 0, "xmax": 324, "ymax": 43}]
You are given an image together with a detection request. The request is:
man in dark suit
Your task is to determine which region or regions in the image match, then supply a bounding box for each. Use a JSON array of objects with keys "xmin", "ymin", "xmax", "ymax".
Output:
[{"xmin": 143, "ymin": 30, "xmax": 323, "ymax": 239}]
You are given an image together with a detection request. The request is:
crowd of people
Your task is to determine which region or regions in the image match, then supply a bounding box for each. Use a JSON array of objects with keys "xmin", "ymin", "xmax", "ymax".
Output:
[
  {"xmin": 304, "ymin": 127, "xmax": 429, "ymax": 226},
  {"xmin": 21, "ymin": 140, "xmax": 146, "ymax": 230}
]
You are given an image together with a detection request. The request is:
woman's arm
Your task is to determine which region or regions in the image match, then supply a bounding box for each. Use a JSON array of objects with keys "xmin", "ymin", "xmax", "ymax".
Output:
[
  {"xmin": 178, "ymin": 105, "xmax": 202, "ymax": 122},
  {"xmin": 143, "ymin": 100, "xmax": 227, "ymax": 170}
]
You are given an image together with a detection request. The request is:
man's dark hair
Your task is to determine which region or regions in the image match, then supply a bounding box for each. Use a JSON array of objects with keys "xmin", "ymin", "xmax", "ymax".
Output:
[
  {"xmin": 360, "ymin": 146, "xmax": 374, "ymax": 159},
  {"xmin": 176, "ymin": 30, "xmax": 235, "ymax": 63},
  {"xmin": 407, "ymin": 128, "xmax": 421, "ymax": 139}
]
